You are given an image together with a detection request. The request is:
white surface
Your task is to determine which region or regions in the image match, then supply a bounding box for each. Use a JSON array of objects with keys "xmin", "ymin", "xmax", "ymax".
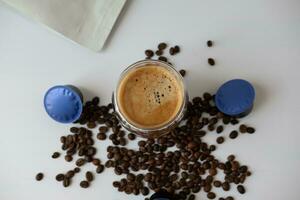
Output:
[
  {"xmin": 2, "ymin": 0, "xmax": 126, "ymax": 51},
  {"xmin": 0, "ymin": 0, "xmax": 299, "ymax": 200}
]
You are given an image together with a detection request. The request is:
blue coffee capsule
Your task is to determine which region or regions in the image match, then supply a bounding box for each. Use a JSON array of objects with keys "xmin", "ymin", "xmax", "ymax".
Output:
[
  {"xmin": 44, "ymin": 85, "xmax": 83, "ymax": 123},
  {"xmin": 215, "ymin": 79, "xmax": 255, "ymax": 117}
]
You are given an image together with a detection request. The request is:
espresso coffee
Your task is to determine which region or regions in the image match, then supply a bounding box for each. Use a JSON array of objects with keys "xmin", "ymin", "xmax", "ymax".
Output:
[{"xmin": 117, "ymin": 64, "xmax": 184, "ymax": 129}]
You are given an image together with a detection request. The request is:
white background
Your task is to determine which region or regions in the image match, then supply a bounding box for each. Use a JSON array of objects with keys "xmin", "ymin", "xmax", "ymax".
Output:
[{"xmin": 0, "ymin": 0, "xmax": 299, "ymax": 200}]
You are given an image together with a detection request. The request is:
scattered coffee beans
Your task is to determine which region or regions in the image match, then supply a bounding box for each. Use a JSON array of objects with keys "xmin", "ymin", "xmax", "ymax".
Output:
[
  {"xmin": 208, "ymin": 58, "xmax": 215, "ymax": 66},
  {"xmin": 35, "ymin": 173, "xmax": 44, "ymax": 181},
  {"xmin": 237, "ymin": 185, "xmax": 246, "ymax": 194},
  {"xmin": 80, "ymin": 180, "xmax": 90, "ymax": 188},
  {"xmin": 179, "ymin": 69, "xmax": 186, "ymax": 77},
  {"xmin": 207, "ymin": 40, "xmax": 213, "ymax": 47},
  {"xmin": 52, "ymin": 152, "xmax": 60, "ymax": 159}
]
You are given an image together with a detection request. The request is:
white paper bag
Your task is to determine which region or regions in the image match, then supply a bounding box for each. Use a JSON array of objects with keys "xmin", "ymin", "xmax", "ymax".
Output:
[{"xmin": 2, "ymin": 0, "xmax": 127, "ymax": 51}]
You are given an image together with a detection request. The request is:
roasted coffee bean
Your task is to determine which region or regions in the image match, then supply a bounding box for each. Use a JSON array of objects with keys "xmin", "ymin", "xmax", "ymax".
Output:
[
  {"xmin": 80, "ymin": 180, "xmax": 89, "ymax": 188},
  {"xmin": 70, "ymin": 127, "xmax": 79, "ymax": 133},
  {"xmin": 119, "ymin": 138, "xmax": 127, "ymax": 146},
  {"xmin": 237, "ymin": 185, "xmax": 245, "ymax": 194},
  {"xmin": 86, "ymin": 171, "xmax": 94, "ymax": 182},
  {"xmin": 219, "ymin": 198, "xmax": 225, "ymax": 200},
  {"xmin": 230, "ymin": 118, "xmax": 239, "ymax": 125},
  {"xmin": 66, "ymin": 170, "xmax": 75, "ymax": 179},
  {"xmin": 156, "ymin": 50, "xmax": 163, "ymax": 56},
  {"xmin": 208, "ymin": 58, "xmax": 215, "ymax": 66},
  {"xmin": 141, "ymin": 187, "xmax": 150, "ymax": 196},
  {"xmin": 92, "ymin": 159, "xmax": 101, "ymax": 166},
  {"xmin": 216, "ymin": 136, "xmax": 225, "ymax": 144},
  {"xmin": 209, "ymin": 168, "xmax": 217, "ymax": 176},
  {"xmin": 207, "ymin": 40, "xmax": 213, "ymax": 47},
  {"xmin": 174, "ymin": 45, "xmax": 180, "ymax": 53},
  {"xmin": 52, "ymin": 152, "xmax": 60, "ymax": 159},
  {"xmin": 188, "ymin": 194, "xmax": 195, "ymax": 200},
  {"xmin": 229, "ymin": 130, "xmax": 238, "ymax": 139},
  {"xmin": 239, "ymin": 124, "xmax": 247, "ymax": 133},
  {"xmin": 65, "ymin": 155, "xmax": 73, "ymax": 162},
  {"xmin": 246, "ymin": 127, "xmax": 255, "ymax": 134},
  {"xmin": 239, "ymin": 165, "xmax": 248, "ymax": 173},
  {"xmin": 158, "ymin": 56, "xmax": 168, "ymax": 62},
  {"xmin": 207, "ymin": 192, "xmax": 216, "ymax": 199},
  {"xmin": 222, "ymin": 182, "xmax": 230, "ymax": 191},
  {"xmin": 209, "ymin": 145, "xmax": 216, "ymax": 151},
  {"xmin": 87, "ymin": 122, "xmax": 96, "ymax": 129},
  {"xmin": 158, "ymin": 42, "xmax": 167, "ymax": 50},
  {"xmin": 225, "ymin": 197, "xmax": 234, "ymax": 200},
  {"xmin": 99, "ymin": 126, "xmax": 108, "ymax": 133},
  {"xmin": 128, "ymin": 133, "xmax": 136, "ymax": 140},
  {"xmin": 213, "ymin": 180, "xmax": 222, "ymax": 187},
  {"xmin": 145, "ymin": 50, "xmax": 154, "ymax": 57},
  {"xmin": 169, "ymin": 47, "xmax": 175, "ymax": 55},
  {"xmin": 63, "ymin": 178, "xmax": 70, "ymax": 187},
  {"xmin": 216, "ymin": 125, "xmax": 223, "ymax": 134},
  {"xmin": 227, "ymin": 154, "xmax": 235, "ymax": 161},
  {"xmin": 204, "ymin": 184, "xmax": 212, "ymax": 192},
  {"xmin": 96, "ymin": 165, "xmax": 105, "ymax": 174},
  {"xmin": 56, "ymin": 174, "xmax": 65, "ymax": 181},
  {"xmin": 113, "ymin": 181, "xmax": 120, "ymax": 188},
  {"xmin": 76, "ymin": 158, "xmax": 86, "ymax": 167},
  {"xmin": 97, "ymin": 133, "xmax": 106, "ymax": 140},
  {"xmin": 179, "ymin": 69, "xmax": 186, "ymax": 77},
  {"xmin": 74, "ymin": 167, "xmax": 80, "ymax": 173},
  {"xmin": 35, "ymin": 173, "xmax": 44, "ymax": 181}
]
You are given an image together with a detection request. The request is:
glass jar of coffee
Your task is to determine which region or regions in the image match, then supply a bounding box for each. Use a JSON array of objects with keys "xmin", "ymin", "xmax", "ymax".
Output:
[{"xmin": 113, "ymin": 59, "xmax": 188, "ymax": 138}]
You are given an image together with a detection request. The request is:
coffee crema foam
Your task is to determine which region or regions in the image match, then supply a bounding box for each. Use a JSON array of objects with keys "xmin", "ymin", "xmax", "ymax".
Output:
[{"xmin": 117, "ymin": 65, "xmax": 183, "ymax": 128}]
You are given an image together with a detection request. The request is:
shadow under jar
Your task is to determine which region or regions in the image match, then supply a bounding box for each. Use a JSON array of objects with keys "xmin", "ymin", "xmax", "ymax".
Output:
[{"xmin": 113, "ymin": 59, "xmax": 188, "ymax": 138}]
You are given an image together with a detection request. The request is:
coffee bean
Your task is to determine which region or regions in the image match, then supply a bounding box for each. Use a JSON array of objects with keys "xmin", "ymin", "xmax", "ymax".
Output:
[
  {"xmin": 70, "ymin": 127, "xmax": 79, "ymax": 133},
  {"xmin": 128, "ymin": 133, "xmax": 136, "ymax": 140},
  {"xmin": 188, "ymin": 194, "xmax": 195, "ymax": 200},
  {"xmin": 99, "ymin": 126, "xmax": 108, "ymax": 133},
  {"xmin": 169, "ymin": 47, "xmax": 175, "ymax": 55},
  {"xmin": 208, "ymin": 58, "xmax": 215, "ymax": 66},
  {"xmin": 97, "ymin": 133, "xmax": 106, "ymax": 140},
  {"xmin": 156, "ymin": 50, "xmax": 163, "ymax": 56},
  {"xmin": 225, "ymin": 197, "xmax": 234, "ymax": 200},
  {"xmin": 222, "ymin": 182, "xmax": 230, "ymax": 191},
  {"xmin": 227, "ymin": 154, "xmax": 235, "ymax": 161},
  {"xmin": 56, "ymin": 174, "xmax": 65, "ymax": 181},
  {"xmin": 35, "ymin": 173, "xmax": 44, "ymax": 181},
  {"xmin": 229, "ymin": 131, "xmax": 238, "ymax": 139},
  {"xmin": 204, "ymin": 184, "xmax": 212, "ymax": 192},
  {"xmin": 80, "ymin": 180, "xmax": 89, "ymax": 188},
  {"xmin": 96, "ymin": 165, "xmax": 105, "ymax": 174},
  {"xmin": 216, "ymin": 125, "xmax": 223, "ymax": 134},
  {"xmin": 65, "ymin": 155, "xmax": 73, "ymax": 162},
  {"xmin": 86, "ymin": 171, "xmax": 94, "ymax": 182},
  {"xmin": 52, "ymin": 152, "xmax": 60, "ymax": 159},
  {"xmin": 66, "ymin": 170, "xmax": 75, "ymax": 179},
  {"xmin": 207, "ymin": 192, "xmax": 216, "ymax": 199},
  {"xmin": 158, "ymin": 56, "xmax": 168, "ymax": 62},
  {"xmin": 76, "ymin": 158, "xmax": 86, "ymax": 167},
  {"xmin": 213, "ymin": 180, "xmax": 221, "ymax": 187},
  {"xmin": 216, "ymin": 136, "xmax": 225, "ymax": 144},
  {"xmin": 219, "ymin": 198, "xmax": 225, "ymax": 200},
  {"xmin": 119, "ymin": 138, "xmax": 127, "ymax": 146},
  {"xmin": 237, "ymin": 185, "xmax": 245, "ymax": 194},
  {"xmin": 207, "ymin": 40, "xmax": 213, "ymax": 47},
  {"xmin": 158, "ymin": 42, "xmax": 167, "ymax": 50},
  {"xmin": 209, "ymin": 168, "xmax": 217, "ymax": 176},
  {"xmin": 174, "ymin": 45, "xmax": 180, "ymax": 53},
  {"xmin": 87, "ymin": 122, "xmax": 96, "ymax": 129},
  {"xmin": 246, "ymin": 127, "xmax": 255, "ymax": 134},
  {"xmin": 239, "ymin": 165, "xmax": 248, "ymax": 173},
  {"xmin": 74, "ymin": 167, "xmax": 80, "ymax": 173},
  {"xmin": 145, "ymin": 49, "xmax": 154, "ymax": 58},
  {"xmin": 239, "ymin": 124, "xmax": 247, "ymax": 133},
  {"xmin": 63, "ymin": 178, "xmax": 70, "ymax": 187},
  {"xmin": 92, "ymin": 158, "xmax": 101, "ymax": 166},
  {"xmin": 179, "ymin": 69, "xmax": 186, "ymax": 77},
  {"xmin": 141, "ymin": 187, "xmax": 149, "ymax": 195}
]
